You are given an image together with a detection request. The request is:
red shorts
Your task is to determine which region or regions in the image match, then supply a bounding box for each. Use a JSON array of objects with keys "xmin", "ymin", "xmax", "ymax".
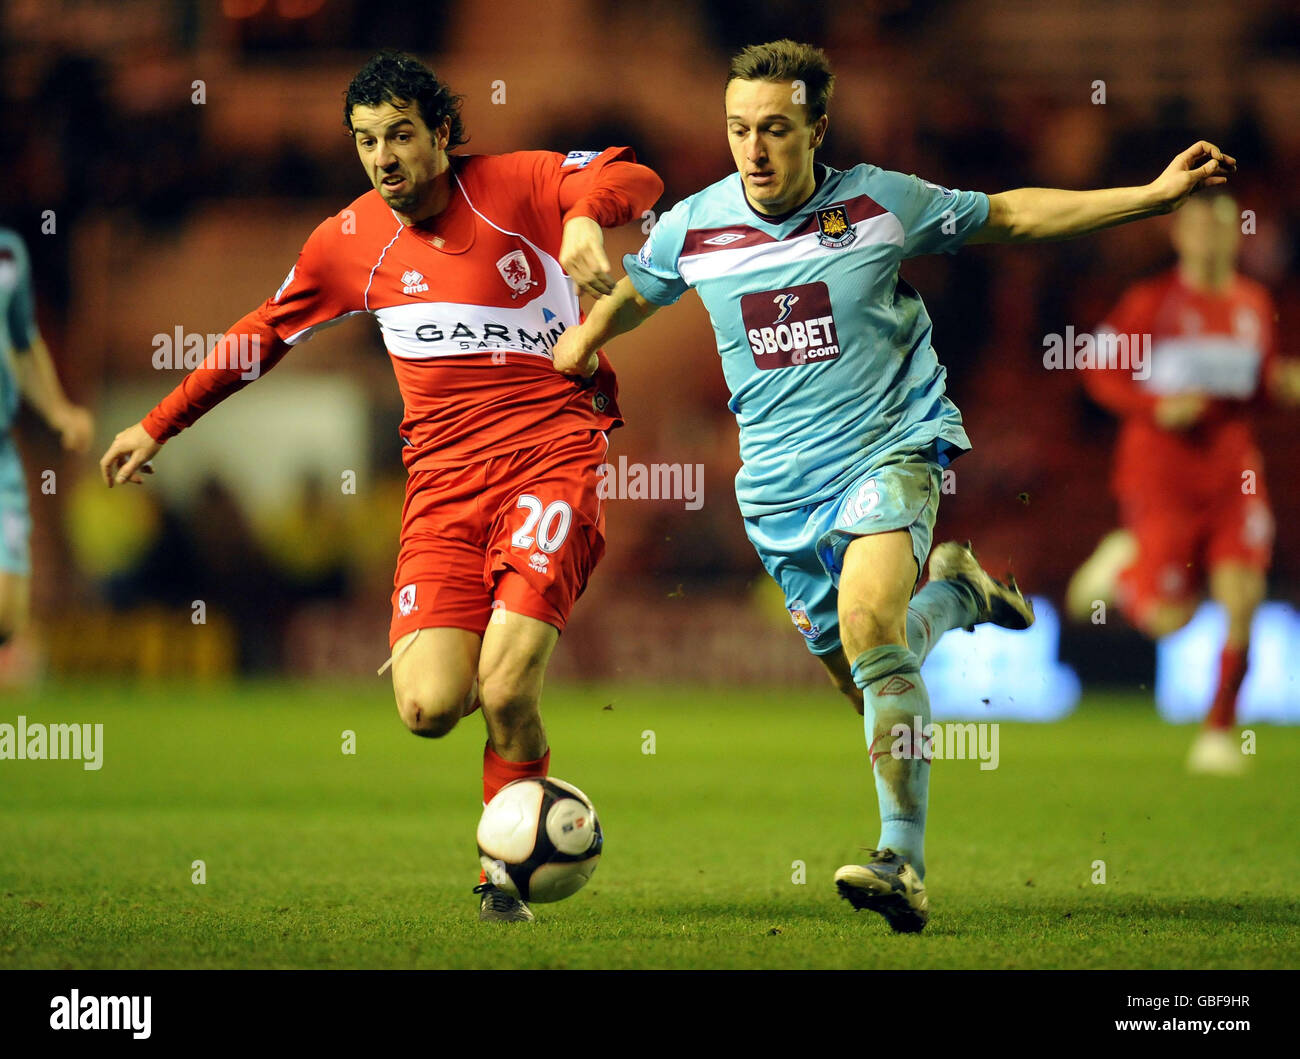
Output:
[
  {"xmin": 1117, "ymin": 463, "xmax": 1274, "ymax": 626},
  {"xmin": 389, "ymin": 430, "xmax": 610, "ymax": 648}
]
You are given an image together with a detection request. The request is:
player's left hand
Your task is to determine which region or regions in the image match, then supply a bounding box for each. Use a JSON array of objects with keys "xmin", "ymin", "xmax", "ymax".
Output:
[
  {"xmin": 559, "ymin": 216, "xmax": 615, "ymax": 298},
  {"xmin": 551, "ymin": 325, "xmax": 600, "ymax": 379},
  {"xmin": 52, "ymin": 403, "xmax": 94, "ymax": 453},
  {"xmin": 1150, "ymin": 141, "xmax": 1237, "ymax": 213}
]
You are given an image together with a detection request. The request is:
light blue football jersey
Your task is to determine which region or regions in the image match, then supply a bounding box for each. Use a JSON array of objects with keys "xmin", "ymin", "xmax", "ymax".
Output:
[
  {"xmin": 0, "ymin": 229, "xmax": 38, "ymax": 436},
  {"xmin": 623, "ymin": 163, "xmax": 988, "ymax": 516}
]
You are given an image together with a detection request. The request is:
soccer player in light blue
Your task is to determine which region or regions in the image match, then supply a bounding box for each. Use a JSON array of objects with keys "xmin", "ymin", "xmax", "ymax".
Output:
[
  {"xmin": 552, "ymin": 40, "xmax": 1236, "ymax": 932},
  {"xmin": 0, "ymin": 228, "xmax": 94, "ymax": 650}
]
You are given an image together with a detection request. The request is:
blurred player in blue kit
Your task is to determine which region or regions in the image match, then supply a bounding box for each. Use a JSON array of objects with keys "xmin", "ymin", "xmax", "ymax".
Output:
[
  {"xmin": 0, "ymin": 228, "xmax": 94, "ymax": 661},
  {"xmin": 553, "ymin": 40, "xmax": 1236, "ymax": 932}
]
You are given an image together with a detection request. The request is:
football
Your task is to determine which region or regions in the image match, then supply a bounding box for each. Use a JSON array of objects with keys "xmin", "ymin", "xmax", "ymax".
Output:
[{"xmin": 477, "ymin": 778, "xmax": 602, "ymax": 903}]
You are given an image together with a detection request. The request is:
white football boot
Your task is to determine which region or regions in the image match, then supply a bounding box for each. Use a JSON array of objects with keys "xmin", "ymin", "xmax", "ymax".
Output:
[
  {"xmin": 1187, "ymin": 728, "xmax": 1248, "ymax": 776},
  {"xmin": 834, "ymin": 849, "xmax": 930, "ymax": 933}
]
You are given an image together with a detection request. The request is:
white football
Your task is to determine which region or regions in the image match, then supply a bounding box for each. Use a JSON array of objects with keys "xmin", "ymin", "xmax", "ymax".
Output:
[{"xmin": 477, "ymin": 777, "xmax": 602, "ymax": 903}]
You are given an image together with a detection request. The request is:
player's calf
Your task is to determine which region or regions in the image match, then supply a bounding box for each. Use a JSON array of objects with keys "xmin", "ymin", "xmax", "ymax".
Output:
[{"xmin": 818, "ymin": 648, "xmax": 865, "ymax": 714}]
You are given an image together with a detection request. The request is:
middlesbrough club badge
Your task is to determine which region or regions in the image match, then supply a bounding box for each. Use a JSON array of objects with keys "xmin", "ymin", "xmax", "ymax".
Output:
[{"xmin": 496, "ymin": 250, "xmax": 538, "ymax": 299}]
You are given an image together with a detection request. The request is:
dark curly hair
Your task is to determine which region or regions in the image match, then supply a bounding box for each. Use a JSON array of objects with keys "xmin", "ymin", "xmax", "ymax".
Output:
[{"xmin": 343, "ymin": 50, "xmax": 467, "ymax": 149}]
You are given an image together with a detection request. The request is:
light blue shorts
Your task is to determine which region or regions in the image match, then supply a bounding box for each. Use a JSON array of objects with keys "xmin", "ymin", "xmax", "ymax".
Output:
[
  {"xmin": 0, "ymin": 433, "xmax": 31, "ymax": 576},
  {"xmin": 743, "ymin": 449, "xmax": 942, "ymax": 656}
]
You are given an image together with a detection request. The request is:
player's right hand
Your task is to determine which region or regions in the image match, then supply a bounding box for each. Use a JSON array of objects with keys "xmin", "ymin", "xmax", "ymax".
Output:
[
  {"xmin": 1154, "ymin": 393, "xmax": 1207, "ymax": 431},
  {"xmin": 551, "ymin": 326, "xmax": 599, "ymax": 379},
  {"xmin": 100, "ymin": 421, "xmax": 160, "ymax": 487}
]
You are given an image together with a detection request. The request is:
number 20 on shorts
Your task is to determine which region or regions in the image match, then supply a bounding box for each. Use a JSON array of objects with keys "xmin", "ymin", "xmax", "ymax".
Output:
[{"xmin": 512, "ymin": 495, "xmax": 573, "ymax": 554}]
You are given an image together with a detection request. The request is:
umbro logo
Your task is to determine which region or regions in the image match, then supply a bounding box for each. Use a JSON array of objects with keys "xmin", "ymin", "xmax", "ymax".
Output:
[
  {"xmin": 876, "ymin": 676, "xmax": 916, "ymax": 697},
  {"xmin": 401, "ymin": 269, "xmax": 429, "ymax": 295},
  {"xmin": 702, "ymin": 232, "xmax": 746, "ymax": 246}
]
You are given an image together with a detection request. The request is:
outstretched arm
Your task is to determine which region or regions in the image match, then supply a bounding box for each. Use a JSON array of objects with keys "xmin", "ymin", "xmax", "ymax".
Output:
[
  {"xmin": 552, "ymin": 276, "xmax": 659, "ymax": 377},
  {"xmin": 12, "ymin": 334, "xmax": 93, "ymax": 452},
  {"xmin": 968, "ymin": 141, "xmax": 1236, "ymax": 245},
  {"xmin": 100, "ymin": 311, "xmax": 290, "ymax": 487}
]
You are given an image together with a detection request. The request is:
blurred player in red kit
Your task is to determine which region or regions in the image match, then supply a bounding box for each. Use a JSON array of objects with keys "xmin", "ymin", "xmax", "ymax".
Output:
[
  {"xmin": 99, "ymin": 51, "xmax": 662, "ymax": 918},
  {"xmin": 1068, "ymin": 192, "xmax": 1300, "ymax": 774}
]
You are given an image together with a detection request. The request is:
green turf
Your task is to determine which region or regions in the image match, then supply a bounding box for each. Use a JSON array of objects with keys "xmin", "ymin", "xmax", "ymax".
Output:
[{"xmin": 0, "ymin": 681, "xmax": 1295, "ymax": 969}]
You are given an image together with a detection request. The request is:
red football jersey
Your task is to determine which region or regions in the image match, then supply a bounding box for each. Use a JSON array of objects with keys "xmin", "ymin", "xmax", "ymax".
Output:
[
  {"xmin": 1086, "ymin": 268, "xmax": 1278, "ymax": 492},
  {"xmin": 142, "ymin": 148, "xmax": 663, "ymax": 471}
]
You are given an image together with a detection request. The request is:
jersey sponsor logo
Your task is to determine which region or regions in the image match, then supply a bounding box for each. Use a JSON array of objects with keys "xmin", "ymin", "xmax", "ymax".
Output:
[
  {"xmin": 702, "ymin": 232, "xmax": 746, "ymax": 246},
  {"xmin": 562, "ymin": 150, "xmax": 600, "ymax": 168},
  {"xmin": 788, "ymin": 600, "xmax": 821, "ymax": 640},
  {"xmin": 772, "ymin": 292, "xmax": 799, "ymax": 324},
  {"xmin": 411, "ymin": 316, "xmax": 569, "ymax": 354},
  {"xmin": 741, "ymin": 281, "xmax": 839, "ymax": 370},
  {"xmin": 815, "ymin": 204, "xmax": 856, "ymax": 249},
  {"xmin": 397, "ymin": 584, "xmax": 418, "ymax": 616},
  {"xmin": 497, "ymin": 250, "xmax": 538, "ymax": 298},
  {"xmin": 401, "ymin": 269, "xmax": 429, "ymax": 295},
  {"xmin": 1144, "ymin": 336, "xmax": 1261, "ymax": 398}
]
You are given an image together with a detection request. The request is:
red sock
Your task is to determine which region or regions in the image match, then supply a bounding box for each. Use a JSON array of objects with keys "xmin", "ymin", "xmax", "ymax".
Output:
[
  {"xmin": 1206, "ymin": 645, "xmax": 1247, "ymax": 730},
  {"xmin": 479, "ymin": 743, "xmax": 550, "ymax": 883}
]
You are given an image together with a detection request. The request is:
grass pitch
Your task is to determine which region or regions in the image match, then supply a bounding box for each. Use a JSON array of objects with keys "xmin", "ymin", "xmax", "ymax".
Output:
[{"xmin": 1, "ymin": 681, "xmax": 1296, "ymax": 969}]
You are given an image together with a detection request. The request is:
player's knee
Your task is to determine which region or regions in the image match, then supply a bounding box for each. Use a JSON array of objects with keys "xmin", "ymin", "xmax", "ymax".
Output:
[
  {"xmin": 394, "ymin": 682, "xmax": 473, "ymax": 739},
  {"xmin": 840, "ymin": 603, "xmax": 906, "ymax": 657},
  {"xmin": 478, "ymin": 670, "xmax": 541, "ymax": 732}
]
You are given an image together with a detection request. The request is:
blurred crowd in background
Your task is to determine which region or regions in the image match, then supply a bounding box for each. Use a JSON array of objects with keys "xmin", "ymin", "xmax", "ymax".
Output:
[{"xmin": 2, "ymin": 0, "xmax": 1297, "ymax": 680}]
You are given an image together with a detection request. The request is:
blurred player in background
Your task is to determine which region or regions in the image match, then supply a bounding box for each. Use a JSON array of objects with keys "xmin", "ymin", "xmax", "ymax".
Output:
[
  {"xmin": 0, "ymin": 228, "xmax": 94, "ymax": 669},
  {"xmin": 1068, "ymin": 192, "xmax": 1300, "ymax": 775},
  {"xmin": 553, "ymin": 39, "xmax": 1235, "ymax": 933},
  {"xmin": 100, "ymin": 51, "xmax": 661, "ymax": 922}
]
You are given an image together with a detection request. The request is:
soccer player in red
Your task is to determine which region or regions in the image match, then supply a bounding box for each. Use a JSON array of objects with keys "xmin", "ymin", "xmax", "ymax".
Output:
[
  {"xmin": 99, "ymin": 51, "xmax": 662, "ymax": 920},
  {"xmin": 1068, "ymin": 192, "xmax": 1300, "ymax": 774}
]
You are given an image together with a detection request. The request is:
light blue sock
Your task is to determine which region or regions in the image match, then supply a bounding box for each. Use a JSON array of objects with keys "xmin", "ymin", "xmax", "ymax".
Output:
[
  {"xmin": 906, "ymin": 578, "xmax": 980, "ymax": 664},
  {"xmin": 851, "ymin": 643, "xmax": 931, "ymax": 880}
]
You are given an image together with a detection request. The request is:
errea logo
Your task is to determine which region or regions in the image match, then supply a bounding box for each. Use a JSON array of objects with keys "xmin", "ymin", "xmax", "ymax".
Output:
[{"xmin": 402, "ymin": 269, "xmax": 429, "ymax": 295}]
